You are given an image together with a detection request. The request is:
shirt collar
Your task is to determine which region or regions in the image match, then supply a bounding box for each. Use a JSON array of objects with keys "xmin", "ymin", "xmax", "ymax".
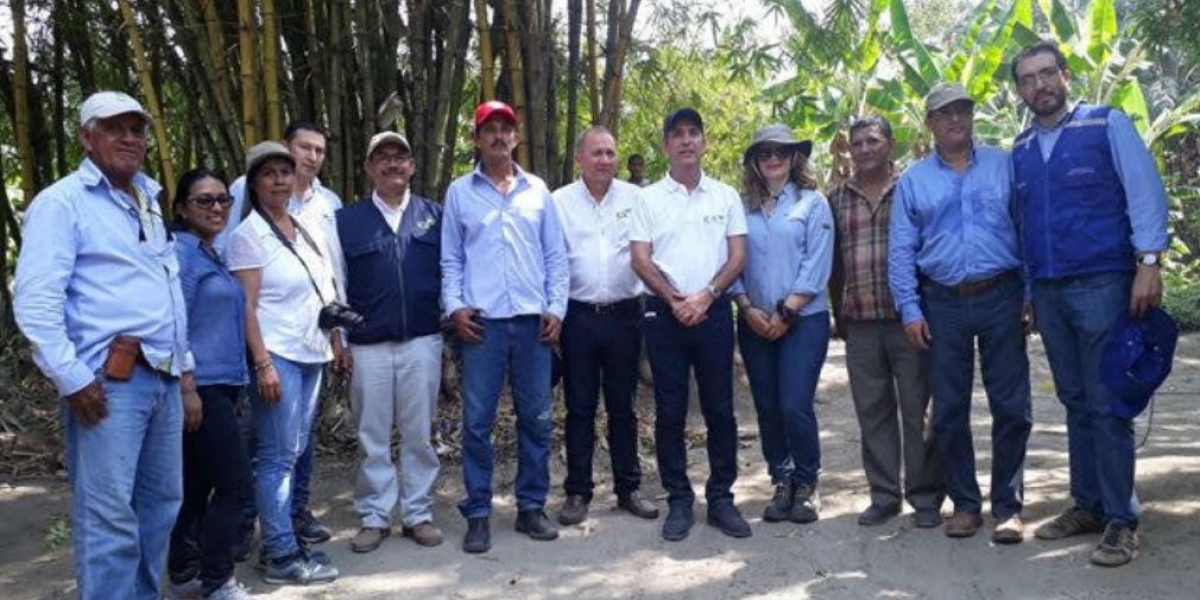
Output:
[
  {"xmin": 1031, "ymin": 101, "xmax": 1079, "ymax": 134},
  {"xmin": 371, "ymin": 189, "xmax": 411, "ymax": 217},
  {"xmin": 662, "ymin": 171, "xmax": 711, "ymax": 194},
  {"xmin": 844, "ymin": 166, "xmax": 899, "ymax": 198},
  {"xmin": 78, "ymin": 157, "xmax": 162, "ymax": 201},
  {"xmin": 471, "ymin": 162, "xmax": 529, "ymax": 188},
  {"xmin": 932, "ymin": 142, "xmax": 977, "ymax": 171}
]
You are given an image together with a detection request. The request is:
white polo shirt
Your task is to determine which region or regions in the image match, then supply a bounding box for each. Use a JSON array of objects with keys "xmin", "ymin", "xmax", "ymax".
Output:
[
  {"xmin": 552, "ymin": 178, "xmax": 644, "ymax": 303},
  {"xmin": 629, "ymin": 173, "xmax": 748, "ymax": 295}
]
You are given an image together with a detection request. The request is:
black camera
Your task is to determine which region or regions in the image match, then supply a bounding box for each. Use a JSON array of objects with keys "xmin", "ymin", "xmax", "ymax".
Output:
[{"xmin": 318, "ymin": 301, "xmax": 366, "ymax": 331}]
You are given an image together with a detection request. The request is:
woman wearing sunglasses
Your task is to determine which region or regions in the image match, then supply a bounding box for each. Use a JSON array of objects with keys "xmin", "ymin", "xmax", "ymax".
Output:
[
  {"xmin": 165, "ymin": 168, "xmax": 253, "ymax": 600},
  {"xmin": 730, "ymin": 124, "xmax": 834, "ymax": 525}
]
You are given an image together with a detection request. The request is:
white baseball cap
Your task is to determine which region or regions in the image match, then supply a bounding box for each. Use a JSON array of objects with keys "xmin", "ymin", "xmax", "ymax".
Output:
[
  {"xmin": 366, "ymin": 131, "xmax": 412, "ymax": 158},
  {"xmin": 79, "ymin": 91, "xmax": 153, "ymax": 127}
]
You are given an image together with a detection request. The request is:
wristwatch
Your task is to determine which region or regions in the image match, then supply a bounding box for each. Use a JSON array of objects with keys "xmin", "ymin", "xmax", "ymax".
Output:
[
  {"xmin": 706, "ymin": 284, "xmax": 722, "ymax": 298},
  {"xmin": 775, "ymin": 299, "xmax": 798, "ymax": 326},
  {"xmin": 1139, "ymin": 252, "xmax": 1160, "ymax": 267}
]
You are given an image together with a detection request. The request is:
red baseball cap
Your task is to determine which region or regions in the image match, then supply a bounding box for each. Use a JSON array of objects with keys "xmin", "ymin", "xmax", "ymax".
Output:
[{"xmin": 474, "ymin": 100, "xmax": 518, "ymax": 131}]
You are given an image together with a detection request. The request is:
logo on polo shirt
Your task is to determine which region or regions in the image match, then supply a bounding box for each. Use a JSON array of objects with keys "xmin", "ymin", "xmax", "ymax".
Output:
[
  {"xmin": 615, "ymin": 207, "xmax": 633, "ymax": 220},
  {"xmin": 702, "ymin": 213, "xmax": 726, "ymax": 224}
]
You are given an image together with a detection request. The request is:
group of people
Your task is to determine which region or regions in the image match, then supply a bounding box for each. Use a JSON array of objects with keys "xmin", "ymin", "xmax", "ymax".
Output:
[{"xmin": 12, "ymin": 39, "xmax": 1169, "ymax": 600}]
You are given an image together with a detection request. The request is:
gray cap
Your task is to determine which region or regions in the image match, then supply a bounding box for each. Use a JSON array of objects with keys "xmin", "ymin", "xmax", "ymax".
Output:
[
  {"xmin": 924, "ymin": 82, "xmax": 974, "ymax": 114},
  {"xmin": 245, "ymin": 141, "xmax": 295, "ymax": 175},
  {"xmin": 663, "ymin": 107, "xmax": 704, "ymax": 136},
  {"xmin": 79, "ymin": 91, "xmax": 153, "ymax": 127},
  {"xmin": 743, "ymin": 124, "xmax": 813, "ymax": 163},
  {"xmin": 366, "ymin": 131, "xmax": 412, "ymax": 158}
]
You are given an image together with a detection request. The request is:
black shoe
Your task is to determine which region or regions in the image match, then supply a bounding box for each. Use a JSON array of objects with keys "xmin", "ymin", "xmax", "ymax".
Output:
[
  {"xmin": 515, "ymin": 509, "xmax": 559, "ymax": 541},
  {"xmin": 661, "ymin": 502, "xmax": 694, "ymax": 542},
  {"xmin": 857, "ymin": 503, "xmax": 901, "ymax": 527},
  {"xmin": 462, "ymin": 517, "xmax": 491, "ymax": 554},
  {"xmin": 762, "ymin": 484, "xmax": 795, "ymax": 522},
  {"xmin": 256, "ymin": 545, "xmax": 329, "ymax": 571},
  {"xmin": 558, "ymin": 495, "xmax": 589, "ymax": 526},
  {"xmin": 913, "ymin": 507, "xmax": 944, "ymax": 529},
  {"xmin": 789, "ymin": 483, "xmax": 820, "ymax": 524},
  {"xmin": 617, "ymin": 490, "xmax": 659, "ymax": 519},
  {"xmin": 292, "ymin": 509, "xmax": 332, "ymax": 545},
  {"xmin": 707, "ymin": 502, "xmax": 752, "ymax": 538}
]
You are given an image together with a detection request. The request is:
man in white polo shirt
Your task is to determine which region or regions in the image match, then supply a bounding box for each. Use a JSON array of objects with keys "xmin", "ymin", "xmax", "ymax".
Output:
[
  {"xmin": 552, "ymin": 126, "xmax": 659, "ymax": 527},
  {"xmin": 630, "ymin": 107, "xmax": 750, "ymax": 542}
]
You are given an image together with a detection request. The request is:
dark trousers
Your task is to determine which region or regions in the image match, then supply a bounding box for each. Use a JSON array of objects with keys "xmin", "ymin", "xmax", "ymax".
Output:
[
  {"xmin": 168, "ymin": 385, "xmax": 252, "ymax": 594},
  {"xmin": 561, "ymin": 299, "xmax": 643, "ymax": 501},
  {"xmin": 924, "ymin": 275, "xmax": 1032, "ymax": 518},
  {"xmin": 643, "ymin": 297, "xmax": 737, "ymax": 506}
]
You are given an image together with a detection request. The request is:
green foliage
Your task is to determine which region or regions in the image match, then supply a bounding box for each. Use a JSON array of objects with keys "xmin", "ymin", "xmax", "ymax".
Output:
[
  {"xmin": 44, "ymin": 514, "xmax": 70, "ymax": 551},
  {"xmin": 1163, "ymin": 266, "xmax": 1200, "ymax": 332}
]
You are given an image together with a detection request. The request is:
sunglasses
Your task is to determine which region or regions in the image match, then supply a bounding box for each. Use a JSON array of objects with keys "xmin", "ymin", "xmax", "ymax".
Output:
[
  {"xmin": 187, "ymin": 194, "xmax": 233, "ymax": 208},
  {"xmin": 755, "ymin": 146, "xmax": 793, "ymax": 161}
]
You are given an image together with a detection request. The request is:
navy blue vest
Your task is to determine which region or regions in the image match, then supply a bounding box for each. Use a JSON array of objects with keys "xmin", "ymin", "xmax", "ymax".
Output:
[
  {"xmin": 1012, "ymin": 104, "xmax": 1135, "ymax": 280},
  {"xmin": 336, "ymin": 195, "xmax": 443, "ymax": 345}
]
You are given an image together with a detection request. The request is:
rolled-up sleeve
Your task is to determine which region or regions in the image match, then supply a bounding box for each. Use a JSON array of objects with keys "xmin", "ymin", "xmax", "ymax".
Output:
[
  {"xmin": 888, "ymin": 176, "xmax": 924, "ymax": 325},
  {"xmin": 440, "ymin": 187, "xmax": 467, "ymax": 316},
  {"xmin": 1107, "ymin": 110, "xmax": 1169, "ymax": 253},
  {"xmin": 791, "ymin": 197, "xmax": 834, "ymax": 296},
  {"xmin": 14, "ymin": 196, "xmax": 94, "ymax": 396}
]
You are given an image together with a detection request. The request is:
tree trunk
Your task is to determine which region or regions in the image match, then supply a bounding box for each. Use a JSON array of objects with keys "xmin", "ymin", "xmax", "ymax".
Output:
[
  {"xmin": 0, "ymin": 150, "xmax": 15, "ymax": 336},
  {"xmin": 598, "ymin": 0, "xmax": 641, "ymax": 139},
  {"xmin": 325, "ymin": 0, "xmax": 347, "ymax": 199},
  {"xmin": 501, "ymin": 0, "xmax": 530, "ymax": 169},
  {"xmin": 520, "ymin": 0, "xmax": 548, "ymax": 177},
  {"xmin": 407, "ymin": 0, "xmax": 432, "ymax": 196},
  {"xmin": 355, "ymin": 0, "xmax": 375, "ymax": 149},
  {"xmin": 237, "ymin": 0, "xmax": 260, "ymax": 146},
  {"xmin": 561, "ymin": 0, "xmax": 582, "ymax": 184},
  {"xmin": 11, "ymin": 0, "xmax": 37, "ymax": 203},
  {"xmin": 184, "ymin": 0, "xmax": 243, "ymax": 168},
  {"xmin": 262, "ymin": 0, "xmax": 284, "ymax": 140},
  {"xmin": 118, "ymin": 0, "xmax": 176, "ymax": 199},
  {"xmin": 427, "ymin": 0, "xmax": 471, "ymax": 199},
  {"xmin": 585, "ymin": 0, "xmax": 599, "ymax": 120},
  {"xmin": 474, "ymin": 0, "xmax": 496, "ymax": 99},
  {"xmin": 52, "ymin": 0, "xmax": 69, "ymax": 178},
  {"xmin": 65, "ymin": 0, "xmax": 97, "ymax": 94}
]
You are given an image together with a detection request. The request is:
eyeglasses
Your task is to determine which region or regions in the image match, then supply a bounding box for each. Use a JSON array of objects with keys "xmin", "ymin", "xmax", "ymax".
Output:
[
  {"xmin": 187, "ymin": 194, "xmax": 233, "ymax": 208},
  {"xmin": 755, "ymin": 146, "xmax": 793, "ymax": 161},
  {"xmin": 1017, "ymin": 66, "xmax": 1062, "ymax": 90},
  {"xmin": 930, "ymin": 103, "xmax": 973, "ymax": 120},
  {"xmin": 372, "ymin": 153, "xmax": 412, "ymax": 165}
]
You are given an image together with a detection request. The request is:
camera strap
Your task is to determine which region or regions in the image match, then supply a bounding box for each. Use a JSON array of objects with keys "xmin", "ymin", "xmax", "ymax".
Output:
[{"xmin": 258, "ymin": 207, "xmax": 330, "ymax": 306}]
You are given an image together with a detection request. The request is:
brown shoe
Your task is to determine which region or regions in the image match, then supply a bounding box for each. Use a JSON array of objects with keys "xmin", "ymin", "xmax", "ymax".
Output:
[
  {"xmin": 401, "ymin": 521, "xmax": 444, "ymax": 547},
  {"xmin": 944, "ymin": 511, "xmax": 983, "ymax": 538},
  {"xmin": 617, "ymin": 491, "xmax": 659, "ymax": 520},
  {"xmin": 992, "ymin": 516, "xmax": 1023, "ymax": 544},
  {"xmin": 350, "ymin": 526, "xmax": 389, "ymax": 553}
]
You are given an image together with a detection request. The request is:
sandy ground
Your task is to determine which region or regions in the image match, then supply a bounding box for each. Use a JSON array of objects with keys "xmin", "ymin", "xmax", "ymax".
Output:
[{"xmin": 2, "ymin": 335, "xmax": 1198, "ymax": 600}]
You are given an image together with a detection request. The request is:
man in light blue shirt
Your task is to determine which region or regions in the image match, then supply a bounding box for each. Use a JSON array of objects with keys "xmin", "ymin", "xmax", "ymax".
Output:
[
  {"xmin": 14, "ymin": 91, "xmax": 196, "ymax": 600},
  {"xmin": 1011, "ymin": 41, "xmax": 1170, "ymax": 567},
  {"xmin": 888, "ymin": 83, "xmax": 1032, "ymax": 544},
  {"xmin": 442, "ymin": 100, "xmax": 569, "ymax": 553}
]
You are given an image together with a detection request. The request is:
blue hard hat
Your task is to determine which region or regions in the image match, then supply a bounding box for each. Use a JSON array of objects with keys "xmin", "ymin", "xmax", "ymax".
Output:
[{"xmin": 1101, "ymin": 306, "xmax": 1179, "ymax": 420}]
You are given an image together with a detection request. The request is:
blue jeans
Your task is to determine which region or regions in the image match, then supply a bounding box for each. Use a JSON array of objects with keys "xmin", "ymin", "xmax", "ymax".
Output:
[
  {"xmin": 738, "ymin": 311, "xmax": 829, "ymax": 486},
  {"xmin": 458, "ymin": 316, "xmax": 553, "ymax": 518},
  {"xmin": 924, "ymin": 275, "xmax": 1031, "ymax": 518},
  {"xmin": 251, "ymin": 354, "xmax": 324, "ymax": 559},
  {"xmin": 643, "ymin": 297, "xmax": 738, "ymax": 506},
  {"xmin": 1033, "ymin": 270, "xmax": 1140, "ymax": 527},
  {"xmin": 63, "ymin": 364, "xmax": 183, "ymax": 600}
]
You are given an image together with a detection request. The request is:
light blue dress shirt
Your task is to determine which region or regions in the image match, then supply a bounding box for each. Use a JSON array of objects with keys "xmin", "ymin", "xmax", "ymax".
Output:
[
  {"xmin": 441, "ymin": 164, "xmax": 569, "ymax": 319},
  {"xmin": 732, "ymin": 184, "xmax": 834, "ymax": 317},
  {"xmin": 1031, "ymin": 105, "xmax": 1169, "ymax": 253},
  {"xmin": 888, "ymin": 144, "xmax": 1022, "ymax": 325},
  {"xmin": 15, "ymin": 159, "xmax": 194, "ymax": 396}
]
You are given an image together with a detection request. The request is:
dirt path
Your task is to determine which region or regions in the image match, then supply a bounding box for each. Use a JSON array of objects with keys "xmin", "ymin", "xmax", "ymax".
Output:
[{"xmin": 2, "ymin": 335, "xmax": 1198, "ymax": 600}]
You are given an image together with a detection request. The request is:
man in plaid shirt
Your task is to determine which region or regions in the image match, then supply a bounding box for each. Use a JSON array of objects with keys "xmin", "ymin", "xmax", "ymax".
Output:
[{"xmin": 828, "ymin": 116, "xmax": 944, "ymax": 529}]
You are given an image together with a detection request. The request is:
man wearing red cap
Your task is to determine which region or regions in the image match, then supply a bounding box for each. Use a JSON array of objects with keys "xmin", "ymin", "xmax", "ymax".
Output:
[{"xmin": 441, "ymin": 100, "xmax": 569, "ymax": 553}]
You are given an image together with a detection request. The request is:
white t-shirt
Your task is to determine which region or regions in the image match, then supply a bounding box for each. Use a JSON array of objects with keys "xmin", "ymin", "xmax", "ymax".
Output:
[
  {"xmin": 226, "ymin": 211, "xmax": 335, "ymax": 364},
  {"xmin": 629, "ymin": 173, "xmax": 748, "ymax": 295},
  {"xmin": 552, "ymin": 179, "xmax": 643, "ymax": 303}
]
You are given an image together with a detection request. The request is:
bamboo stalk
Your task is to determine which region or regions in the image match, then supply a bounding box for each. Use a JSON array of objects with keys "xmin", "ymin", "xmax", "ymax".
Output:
[
  {"xmin": 501, "ymin": 0, "xmax": 530, "ymax": 169},
  {"xmin": 473, "ymin": 0, "xmax": 495, "ymax": 99},
  {"xmin": 117, "ymin": 0, "xmax": 176, "ymax": 199},
  {"xmin": 11, "ymin": 0, "xmax": 37, "ymax": 203},
  {"xmin": 198, "ymin": 0, "xmax": 243, "ymax": 163},
  {"xmin": 262, "ymin": 0, "xmax": 283, "ymax": 140},
  {"xmin": 585, "ymin": 0, "xmax": 599, "ymax": 121},
  {"xmin": 237, "ymin": 0, "xmax": 260, "ymax": 146}
]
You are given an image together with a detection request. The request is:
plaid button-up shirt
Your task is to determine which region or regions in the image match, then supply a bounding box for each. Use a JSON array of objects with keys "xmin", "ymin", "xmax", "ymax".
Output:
[{"xmin": 828, "ymin": 172, "xmax": 900, "ymax": 322}]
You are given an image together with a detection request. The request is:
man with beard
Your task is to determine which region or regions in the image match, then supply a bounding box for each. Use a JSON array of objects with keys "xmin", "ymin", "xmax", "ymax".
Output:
[
  {"xmin": 1010, "ymin": 40, "xmax": 1169, "ymax": 567},
  {"xmin": 330, "ymin": 132, "xmax": 446, "ymax": 553},
  {"xmin": 889, "ymin": 83, "xmax": 1032, "ymax": 544},
  {"xmin": 442, "ymin": 100, "xmax": 569, "ymax": 553}
]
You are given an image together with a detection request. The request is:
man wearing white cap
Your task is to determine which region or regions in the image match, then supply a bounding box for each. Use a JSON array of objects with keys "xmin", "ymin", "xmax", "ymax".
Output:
[
  {"xmin": 15, "ymin": 91, "xmax": 195, "ymax": 600},
  {"xmin": 328, "ymin": 131, "xmax": 445, "ymax": 553}
]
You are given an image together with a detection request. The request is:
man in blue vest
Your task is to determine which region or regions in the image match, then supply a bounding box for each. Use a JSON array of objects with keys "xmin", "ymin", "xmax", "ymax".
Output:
[
  {"xmin": 1011, "ymin": 41, "xmax": 1169, "ymax": 567},
  {"xmin": 330, "ymin": 131, "xmax": 445, "ymax": 553}
]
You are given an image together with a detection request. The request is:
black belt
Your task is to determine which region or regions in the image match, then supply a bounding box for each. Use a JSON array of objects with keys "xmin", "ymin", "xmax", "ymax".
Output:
[
  {"xmin": 923, "ymin": 270, "xmax": 1018, "ymax": 296},
  {"xmin": 568, "ymin": 298, "xmax": 640, "ymax": 316}
]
